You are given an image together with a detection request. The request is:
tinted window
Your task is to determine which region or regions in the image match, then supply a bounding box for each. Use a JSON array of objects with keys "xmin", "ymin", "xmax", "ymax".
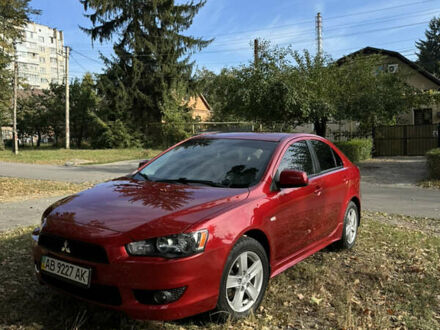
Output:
[
  {"xmin": 310, "ymin": 140, "xmax": 337, "ymax": 172},
  {"xmin": 278, "ymin": 141, "xmax": 314, "ymax": 176},
  {"xmin": 139, "ymin": 138, "xmax": 278, "ymax": 188},
  {"xmin": 333, "ymin": 149, "xmax": 343, "ymax": 167}
]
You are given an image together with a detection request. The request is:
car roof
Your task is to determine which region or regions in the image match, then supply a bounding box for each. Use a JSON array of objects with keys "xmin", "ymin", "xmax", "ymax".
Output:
[{"xmin": 193, "ymin": 132, "xmax": 319, "ymax": 142}]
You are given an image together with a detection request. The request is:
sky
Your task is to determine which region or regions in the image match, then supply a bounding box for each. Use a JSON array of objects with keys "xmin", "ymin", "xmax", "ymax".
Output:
[{"xmin": 29, "ymin": 0, "xmax": 440, "ymax": 79}]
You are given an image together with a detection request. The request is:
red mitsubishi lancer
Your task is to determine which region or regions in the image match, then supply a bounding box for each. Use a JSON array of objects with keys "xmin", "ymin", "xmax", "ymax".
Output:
[{"xmin": 32, "ymin": 133, "xmax": 360, "ymax": 320}]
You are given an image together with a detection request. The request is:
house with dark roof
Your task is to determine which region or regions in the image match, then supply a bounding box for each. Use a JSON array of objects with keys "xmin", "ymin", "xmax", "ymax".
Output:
[{"xmin": 338, "ymin": 47, "xmax": 440, "ymax": 125}]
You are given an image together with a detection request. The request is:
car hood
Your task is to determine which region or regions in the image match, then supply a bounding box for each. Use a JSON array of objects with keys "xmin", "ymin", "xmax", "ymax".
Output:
[{"xmin": 43, "ymin": 177, "xmax": 249, "ymax": 241}]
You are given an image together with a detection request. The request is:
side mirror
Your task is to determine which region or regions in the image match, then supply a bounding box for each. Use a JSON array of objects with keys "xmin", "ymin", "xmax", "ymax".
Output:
[
  {"xmin": 138, "ymin": 159, "xmax": 150, "ymax": 169},
  {"xmin": 278, "ymin": 169, "xmax": 309, "ymax": 188}
]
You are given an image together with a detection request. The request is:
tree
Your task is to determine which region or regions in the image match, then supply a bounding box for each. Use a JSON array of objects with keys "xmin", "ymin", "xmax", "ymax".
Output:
[
  {"xmin": 416, "ymin": 16, "xmax": 440, "ymax": 77},
  {"xmin": 207, "ymin": 41, "xmax": 429, "ymax": 137},
  {"xmin": 17, "ymin": 89, "xmax": 49, "ymax": 147},
  {"xmin": 0, "ymin": 0, "xmax": 39, "ymax": 148},
  {"xmin": 335, "ymin": 54, "xmax": 429, "ymax": 134},
  {"xmin": 70, "ymin": 73, "xmax": 100, "ymax": 148},
  {"xmin": 80, "ymin": 0, "xmax": 211, "ymax": 143},
  {"xmin": 195, "ymin": 68, "xmax": 245, "ymax": 121}
]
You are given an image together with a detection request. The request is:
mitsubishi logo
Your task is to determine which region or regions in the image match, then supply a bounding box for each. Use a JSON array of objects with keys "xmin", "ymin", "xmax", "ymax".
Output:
[{"xmin": 61, "ymin": 240, "xmax": 71, "ymax": 254}]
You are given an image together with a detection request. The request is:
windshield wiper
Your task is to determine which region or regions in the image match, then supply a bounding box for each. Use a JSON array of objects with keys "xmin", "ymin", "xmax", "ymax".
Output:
[{"xmin": 157, "ymin": 177, "xmax": 225, "ymax": 187}]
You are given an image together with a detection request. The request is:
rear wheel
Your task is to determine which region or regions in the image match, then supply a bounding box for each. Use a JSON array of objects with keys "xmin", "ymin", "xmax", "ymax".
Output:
[
  {"xmin": 214, "ymin": 237, "xmax": 269, "ymax": 320},
  {"xmin": 336, "ymin": 201, "xmax": 359, "ymax": 249}
]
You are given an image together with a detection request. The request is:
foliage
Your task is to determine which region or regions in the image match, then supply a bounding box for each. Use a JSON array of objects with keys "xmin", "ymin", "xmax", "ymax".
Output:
[
  {"xmin": 335, "ymin": 54, "xmax": 429, "ymax": 134},
  {"xmin": 89, "ymin": 117, "xmax": 140, "ymax": 149},
  {"xmin": 416, "ymin": 16, "xmax": 440, "ymax": 77},
  {"xmin": 200, "ymin": 41, "xmax": 427, "ymax": 137},
  {"xmin": 70, "ymin": 73, "xmax": 100, "ymax": 148},
  {"xmin": 426, "ymin": 148, "xmax": 440, "ymax": 179},
  {"xmin": 16, "ymin": 89, "xmax": 49, "ymax": 146},
  {"xmin": 80, "ymin": 0, "xmax": 211, "ymax": 142},
  {"xmin": 334, "ymin": 138, "xmax": 373, "ymax": 162},
  {"xmin": 0, "ymin": 0, "xmax": 39, "ymax": 146},
  {"xmin": 195, "ymin": 68, "xmax": 249, "ymax": 121}
]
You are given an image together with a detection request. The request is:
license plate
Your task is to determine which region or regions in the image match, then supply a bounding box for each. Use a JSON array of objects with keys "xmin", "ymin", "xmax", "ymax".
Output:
[{"xmin": 41, "ymin": 256, "xmax": 91, "ymax": 287}]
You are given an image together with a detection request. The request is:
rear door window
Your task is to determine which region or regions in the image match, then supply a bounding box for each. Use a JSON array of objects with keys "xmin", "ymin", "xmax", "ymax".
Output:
[{"xmin": 309, "ymin": 140, "xmax": 339, "ymax": 172}]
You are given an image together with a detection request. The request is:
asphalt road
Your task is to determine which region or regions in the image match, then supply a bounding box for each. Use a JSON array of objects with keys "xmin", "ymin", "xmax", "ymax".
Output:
[
  {"xmin": 0, "ymin": 157, "xmax": 439, "ymax": 231},
  {"xmin": 0, "ymin": 160, "xmax": 139, "ymax": 183}
]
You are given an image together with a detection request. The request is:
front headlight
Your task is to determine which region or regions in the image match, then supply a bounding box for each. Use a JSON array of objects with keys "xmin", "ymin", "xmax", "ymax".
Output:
[{"xmin": 126, "ymin": 230, "xmax": 208, "ymax": 258}]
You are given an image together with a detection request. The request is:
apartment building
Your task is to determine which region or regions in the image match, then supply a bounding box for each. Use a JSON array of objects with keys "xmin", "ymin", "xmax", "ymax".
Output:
[{"xmin": 15, "ymin": 22, "xmax": 66, "ymax": 90}]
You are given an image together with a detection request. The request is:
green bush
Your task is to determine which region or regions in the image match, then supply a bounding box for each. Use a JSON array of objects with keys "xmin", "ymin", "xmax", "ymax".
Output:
[
  {"xmin": 426, "ymin": 148, "xmax": 440, "ymax": 179},
  {"xmin": 334, "ymin": 138, "xmax": 373, "ymax": 162}
]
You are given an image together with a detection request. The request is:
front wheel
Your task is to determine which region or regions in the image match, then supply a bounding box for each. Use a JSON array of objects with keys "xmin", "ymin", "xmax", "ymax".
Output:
[{"xmin": 214, "ymin": 236, "xmax": 269, "ymax": 320}]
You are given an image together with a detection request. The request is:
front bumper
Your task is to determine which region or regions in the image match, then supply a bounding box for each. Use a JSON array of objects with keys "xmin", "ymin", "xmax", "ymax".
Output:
[{"xmin": 31, "ymin": 232, "xmax": 226, "ymax": 320}]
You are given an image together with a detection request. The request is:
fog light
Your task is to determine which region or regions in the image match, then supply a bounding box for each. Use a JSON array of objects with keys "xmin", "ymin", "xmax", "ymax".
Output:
[
  {"xmin": 133, "ymin": 287, "xmax": 186, "ymax": 305},
  {"xmin": 153, "ymin": 290, "xmax": 173, "ymax": 304}
]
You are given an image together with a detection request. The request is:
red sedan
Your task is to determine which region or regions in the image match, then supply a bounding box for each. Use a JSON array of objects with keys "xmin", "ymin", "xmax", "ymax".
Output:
[{"xmin": 32, "ymin": 133, "xmax": 360, "ymax": 320}]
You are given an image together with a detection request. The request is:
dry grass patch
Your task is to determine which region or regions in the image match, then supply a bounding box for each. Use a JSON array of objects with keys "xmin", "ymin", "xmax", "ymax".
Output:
[
  {"xmin": 418, "ymin": 179, "xmax": 440, "ymax": 189},
  {"xmin": 0, "ymin": 148, "xmax": 161, "ymax": 165},
  {"xmin": 0, "ymin": 177, "xmax": 92, "ymax": 202},
  {"xmin": 0, "ymin": 214, "xmax": 439, "ymax": 329}
]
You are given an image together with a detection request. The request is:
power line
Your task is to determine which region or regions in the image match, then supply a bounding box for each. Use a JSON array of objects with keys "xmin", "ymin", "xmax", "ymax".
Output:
[
  {"xmin": 73, "ymin": 17, "xmax": 432, "ymax": 58},
  {"xmin": 197, "ymin": 0, "xmax": 434, "ymax": 39},
  {"xmin": 71, "ymin": 1, "xmax": 437, "ymax": 51},
  {"xmin": 70, "ymin": 53, "xmax": 91, "ymax": 73},
  {"xmin": 70, "ymin": 49, "xmax": 103, "ymax": 64}
]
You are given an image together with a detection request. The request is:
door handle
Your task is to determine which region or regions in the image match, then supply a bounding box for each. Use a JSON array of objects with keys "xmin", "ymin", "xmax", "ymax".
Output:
[
  {"xmin": 314, "ymin": 185, "xmax": 323, "ymax": 196},
  {"xmin": 343, "ymin": 176, "xmax": 349, "ymax": 184}
]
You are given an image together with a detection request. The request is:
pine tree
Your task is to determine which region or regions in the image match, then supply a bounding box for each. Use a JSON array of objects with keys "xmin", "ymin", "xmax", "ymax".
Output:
[
  {"xmin": 80, "ymin": 0, "xmax": 211, "ymax": 139},
  {"xmin": 416, "ymin": 16, "xmax": 440, "ymax": 77}
]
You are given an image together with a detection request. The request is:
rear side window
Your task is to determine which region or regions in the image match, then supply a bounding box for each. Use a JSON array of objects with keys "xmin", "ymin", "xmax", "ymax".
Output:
[
  {"xmin": 333, "ymin": 150, "xmax": 343, "ymax": 167},
  {"xmin": 310, "ymin": 140, "xmax": 339, "ymax": 172},
  {"xmin": 278, "ymin": 140, "xmax": 314, "ymax": 176}
]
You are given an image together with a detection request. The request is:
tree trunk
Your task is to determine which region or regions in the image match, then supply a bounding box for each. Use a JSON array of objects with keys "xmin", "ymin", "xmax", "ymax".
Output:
[
  {"xmin": 37, "ymin": 131, "xmax": 41, "ymax": 147},
  {"xmin": 314, "ymin": 117, "xmax": 327, "ymax": 137}
]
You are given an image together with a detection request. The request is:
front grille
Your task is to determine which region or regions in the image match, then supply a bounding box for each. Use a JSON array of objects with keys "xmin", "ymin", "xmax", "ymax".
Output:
[
  {"xmin": 41, "ymin": 273, "xmax": 122, "ymax": 306},
  {"xmin": 38, "ymin": 233, "xmax": 109, "ymax": 263}
]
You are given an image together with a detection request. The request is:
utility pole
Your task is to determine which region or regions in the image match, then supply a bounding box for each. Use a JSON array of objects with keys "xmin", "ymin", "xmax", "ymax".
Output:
[
  {"xmin": 13, "ymin": 42, "xmax": 18, "ymax": 154},
  {"xmin": 254, "ymin": 39, "xmax": 259, "ymax": 67},
  {"xmin": 316, "ymin": 12, "xmax": 323, "ymax": 57},
  {"xmin": 65, "ymin": 46, "xmax": 70, "ymax": 149}
]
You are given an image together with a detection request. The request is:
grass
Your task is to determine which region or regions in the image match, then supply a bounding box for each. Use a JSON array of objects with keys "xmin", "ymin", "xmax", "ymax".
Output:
[
  {"xmin": 0, "ymin": 147, "xmax": 162, "ymax": 165},
  {"xmin": 0, "ymin": 177, "xmax": 92, "ymax": 203},
  {"xmin": 418, "ymin": 179, "xmax": 440, "ymax": 189},
  {"xmin": 0, "ymin": 213, "xmax": 439, "ymax": 329}
]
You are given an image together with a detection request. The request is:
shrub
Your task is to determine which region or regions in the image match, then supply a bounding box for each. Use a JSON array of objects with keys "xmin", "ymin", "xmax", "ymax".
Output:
[
  {"xmin": 89, "ymin": 116, "xmax": 140, "ymax": 149},
  {"xmin": 426, "ymin": 148, "xmax": 440, "ymax": 179},
  {"xmin": 334, "ymin": 138, "xmax": 373, "ymax": 162}
]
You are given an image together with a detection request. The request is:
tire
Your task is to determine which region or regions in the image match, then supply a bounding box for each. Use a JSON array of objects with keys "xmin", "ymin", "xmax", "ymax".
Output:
[
  {"xmin": 214, "ymin": 236, "xmax": 269, "ymax": 320},
  {"xmin": 335, "ymin": 201, "xmax": 359, "ymax": 250}
]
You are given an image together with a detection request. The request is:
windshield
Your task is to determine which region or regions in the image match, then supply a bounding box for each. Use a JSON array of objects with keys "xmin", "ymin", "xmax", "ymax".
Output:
[{"xmin": 137, "ymin": 138, "xmax": 278, "ymax": 188}]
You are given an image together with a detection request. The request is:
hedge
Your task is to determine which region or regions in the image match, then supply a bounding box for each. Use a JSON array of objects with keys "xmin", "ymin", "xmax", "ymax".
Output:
[
  {"xmin": 334, "ymin": 138, "xmax": 373, "ymax": 162},
  {"xmin": 426, "ymin": 148, "xmax": 440, "ymax": 179}
]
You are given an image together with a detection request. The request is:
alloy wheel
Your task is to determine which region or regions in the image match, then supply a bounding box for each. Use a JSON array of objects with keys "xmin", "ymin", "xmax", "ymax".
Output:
[
  {"xmin": 225, "ymin": 251, "xmax": 264, "ymax": 313},
  {"xmin": 346, "ymin": 208, "xmax": 358, "ymax": 244}
]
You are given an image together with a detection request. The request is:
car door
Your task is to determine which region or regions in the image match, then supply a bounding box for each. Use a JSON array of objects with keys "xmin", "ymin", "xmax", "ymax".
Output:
[
  {"xmin": 307, "ymin": 139, "xmax": 349, "ymax": 243},
  {"xmin": 267, "ymin": 140, "xmax": 322, "ymax": 264}
]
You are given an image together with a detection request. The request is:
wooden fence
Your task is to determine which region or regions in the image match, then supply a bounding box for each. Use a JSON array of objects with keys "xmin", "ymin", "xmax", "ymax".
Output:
[{"xmin": 374, "ymin": 124, "xmax": 440, "ymax": 156}]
